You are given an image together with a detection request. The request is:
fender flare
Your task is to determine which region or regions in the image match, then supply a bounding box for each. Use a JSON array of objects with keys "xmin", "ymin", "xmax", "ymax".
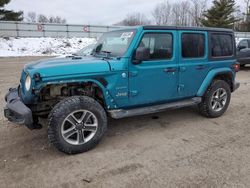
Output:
[{"xmin": 196, "ymin": 68, "xmax": 233, "ymax": 97}]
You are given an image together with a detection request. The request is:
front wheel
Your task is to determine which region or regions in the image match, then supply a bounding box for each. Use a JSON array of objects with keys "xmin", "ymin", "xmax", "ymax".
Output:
[
  {"xmin": 48, "ymin": 96, "xmax": 107, "ymax": 154},
  {"xmin": 198, "ymin": 80, "xmax": 231, "ymax": 118}
]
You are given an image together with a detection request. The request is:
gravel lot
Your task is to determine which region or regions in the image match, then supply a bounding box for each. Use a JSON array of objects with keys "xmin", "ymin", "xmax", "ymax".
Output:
[{"xmin": 0, "ymin": 57, "xmax": 250, "ymax": 188}]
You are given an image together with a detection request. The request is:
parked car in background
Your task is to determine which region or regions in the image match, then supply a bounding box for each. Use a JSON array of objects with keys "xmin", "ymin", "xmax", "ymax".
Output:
[
  {"xmin": 236, "ymin": 38, "xmax": 250, "ymax": 67},
  {"xmin": 4, "ymin": 26, "xmax": 240, "ymax": 154}
]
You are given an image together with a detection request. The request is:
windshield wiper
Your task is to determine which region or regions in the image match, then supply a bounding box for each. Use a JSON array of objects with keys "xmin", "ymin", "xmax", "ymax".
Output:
[
  {"xmin": 65, "ymin": 54, "xmax": 82, "ymax": 59},
  {"xmin": 91, "ymin": 48, "xmax": 113, "ymax": 59},
  {"xmin": 100, "ymin": 50, "xmax": 112, "ymax": 58}
]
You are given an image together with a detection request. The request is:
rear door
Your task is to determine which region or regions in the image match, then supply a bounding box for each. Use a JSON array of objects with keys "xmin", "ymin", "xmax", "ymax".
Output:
[{"xmin": 178, "ymin": 31, "xmax": 210, "ymax": 98}]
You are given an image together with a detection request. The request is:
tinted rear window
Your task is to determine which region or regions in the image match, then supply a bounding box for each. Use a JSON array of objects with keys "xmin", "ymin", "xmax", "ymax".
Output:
[
  {"xmin": 182, "ymin": 33, "xmax": 205, "ymax": 58},
  {"xmin": 211, "ymin": 34, "xmax": 233, "ymax": 57}
]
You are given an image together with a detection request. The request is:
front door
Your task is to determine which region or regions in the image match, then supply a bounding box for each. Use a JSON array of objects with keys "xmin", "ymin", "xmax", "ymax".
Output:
[{"xmin": 128, "ymin": 31, "xmax": 178, "ymax": 107}]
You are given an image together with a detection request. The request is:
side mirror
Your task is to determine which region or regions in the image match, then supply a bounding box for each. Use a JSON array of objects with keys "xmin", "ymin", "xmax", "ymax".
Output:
[
  {"xmin": 133, "ymin": 47, "xmax": 150, "ymax": 64},
  {"xmin": 95, "ymin": 44, "xmax": 102, "ymax": 53}
]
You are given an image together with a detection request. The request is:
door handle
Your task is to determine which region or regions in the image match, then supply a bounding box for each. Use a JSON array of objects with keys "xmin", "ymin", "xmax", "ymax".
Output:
[
  {"xmin": 196, "ymin": 65, "xmax": 206, "ymax": 70},
  {"xmin": 164, "ymin": 68, "xmax": 177, "ymax": 73}
]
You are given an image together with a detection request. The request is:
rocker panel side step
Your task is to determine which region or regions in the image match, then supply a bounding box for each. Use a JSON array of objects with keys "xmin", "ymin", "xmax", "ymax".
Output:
[{"xmin": 108, "ymin": 97, "xmax": 201, "ymax": 119}]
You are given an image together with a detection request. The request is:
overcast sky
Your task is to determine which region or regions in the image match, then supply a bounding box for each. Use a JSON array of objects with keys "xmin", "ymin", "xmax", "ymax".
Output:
[{"xmin": 5, "ymin": 0, "xmax": 245, "ymax": 25}]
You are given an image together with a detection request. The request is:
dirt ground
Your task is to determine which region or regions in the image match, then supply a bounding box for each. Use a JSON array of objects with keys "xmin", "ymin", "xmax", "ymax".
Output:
[{"xmin": 0, "ymin": 57, "xmax": 250, "ymax": 188}]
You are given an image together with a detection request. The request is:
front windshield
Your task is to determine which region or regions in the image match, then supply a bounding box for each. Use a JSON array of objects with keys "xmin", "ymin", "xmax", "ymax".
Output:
[
  {"xmin": 75, "ymin": 43, "xmax": 96, "ymax": 56},
  {"xmin": 93, "ymin": 29, "xmax": 136, "ymax": 57}
]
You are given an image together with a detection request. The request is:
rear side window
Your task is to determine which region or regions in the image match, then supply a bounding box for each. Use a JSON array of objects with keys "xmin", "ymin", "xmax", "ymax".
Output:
[
  {"xmin": 211, "ymin": 34, "xmax": 233, "ymax": 57},
  {"xmin": 138, "ymin": 33, "xmax": 173, "ymax": 60},
  {"xmin": 238, "ymin": 40, "xmax": 248, "ymax": 49},
  {"xmin": 182, "ymin": 33, "xmax": 205, "ymax": 58}
]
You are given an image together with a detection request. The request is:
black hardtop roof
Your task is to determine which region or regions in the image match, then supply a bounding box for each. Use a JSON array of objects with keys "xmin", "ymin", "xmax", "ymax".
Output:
[{"xmin": 142, "ymin": 25, "xmax": 234, "ymax": 32}]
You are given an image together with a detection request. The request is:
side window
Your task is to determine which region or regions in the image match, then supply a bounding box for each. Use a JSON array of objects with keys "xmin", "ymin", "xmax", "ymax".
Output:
[
  {"xmin": 138, "ymin": 33, "xmax": 173, "ymax": 60},
  {"xmin": 211, "ymin": 34, "xmax": 233, "ymax": 57},
  {"xmin": 182, "ymin": 33, "xmax": 205, "ymax": 58},
  {"xmin": 238, "ymin": 40, "xmax": 248, "ymax": 49}
]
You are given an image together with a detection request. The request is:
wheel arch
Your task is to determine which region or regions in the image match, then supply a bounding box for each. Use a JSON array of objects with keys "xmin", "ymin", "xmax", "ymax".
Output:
[
  {"xmin": 38, "ymin": 78, "xmax": 114, "ymax": 109},
  {"xmin": 197, "ymin": 68, "xmax": 234, "ymax": 97}
]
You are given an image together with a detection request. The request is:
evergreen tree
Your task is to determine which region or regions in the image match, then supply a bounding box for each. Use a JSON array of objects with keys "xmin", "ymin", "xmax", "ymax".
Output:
[
  {"xmin": 0, "ymin": 0, "xmax": 23, "ymax": 21},
  {"xmin": 201, "ymin": 0, "xmax": 238, "ymax": 28}
]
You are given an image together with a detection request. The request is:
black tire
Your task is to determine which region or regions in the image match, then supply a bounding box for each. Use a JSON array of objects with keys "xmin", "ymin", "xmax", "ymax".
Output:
[
  {"xmin": 240, "ymin": 64, "xmax": 245, "ymax": 68},
  {"xmin": 48, "ymin": 96, "xmax": 107, "ymax": 154},
  {"xmin": 198, "ymin": 80, "xmax": 231, "ymax": 118}
]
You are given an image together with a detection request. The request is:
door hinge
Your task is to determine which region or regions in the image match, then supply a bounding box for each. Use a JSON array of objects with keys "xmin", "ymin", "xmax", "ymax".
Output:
[{"xmin": 178, "ymin": 84, "xmax": 184, "ymax": 92}]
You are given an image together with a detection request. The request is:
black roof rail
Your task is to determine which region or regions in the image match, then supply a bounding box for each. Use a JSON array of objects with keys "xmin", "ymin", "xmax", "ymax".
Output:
[{"xmin": 142, "ymin": 25, "xmax": 234, "ymax": 32}]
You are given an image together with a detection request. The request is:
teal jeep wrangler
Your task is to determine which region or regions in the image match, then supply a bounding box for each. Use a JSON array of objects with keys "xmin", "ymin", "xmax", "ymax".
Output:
[{"xmin": 4, "ymin": 26, "xmax": 240, "ymax": 154}]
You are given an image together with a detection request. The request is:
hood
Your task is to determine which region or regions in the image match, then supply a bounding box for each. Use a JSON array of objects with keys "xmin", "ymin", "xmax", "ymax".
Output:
[{"xmin": 24, "ymin": 56, "xmax": 111, "ymax": 78}]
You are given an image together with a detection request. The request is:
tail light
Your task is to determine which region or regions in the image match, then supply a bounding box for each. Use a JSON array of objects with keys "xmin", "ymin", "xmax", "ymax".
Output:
[{"xmin": 232, "ymin": 63, "xmax": 240, "ymax": 72}]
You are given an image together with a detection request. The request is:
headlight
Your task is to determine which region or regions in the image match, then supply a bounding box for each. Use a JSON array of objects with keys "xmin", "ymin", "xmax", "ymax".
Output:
[{"xmin": 25, "ymin": 75, "xmax": 31, "ymax": 91}]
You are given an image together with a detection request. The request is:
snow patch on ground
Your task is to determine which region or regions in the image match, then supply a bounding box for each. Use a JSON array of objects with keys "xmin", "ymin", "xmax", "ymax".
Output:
[{"xmin": 0, "ymin": 37, "xmax": 96, "ymax": 57}]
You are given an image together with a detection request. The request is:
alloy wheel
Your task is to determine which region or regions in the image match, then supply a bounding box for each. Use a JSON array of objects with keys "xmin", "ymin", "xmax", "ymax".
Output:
[
  {"xmin": 61, "ymin": 110, "xmax": 98, "ymax": 145},
  {"xmin": 210, "ymin": 88, "xmax": 228, "ymax": 112}
]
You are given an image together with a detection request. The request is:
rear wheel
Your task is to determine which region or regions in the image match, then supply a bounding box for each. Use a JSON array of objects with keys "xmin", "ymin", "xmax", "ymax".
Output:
[
  {"xmin": 198, "ymin": 80, "xmax": 231, "ymax": 118},
  {"xmin": 48, "ymin": 96, "xmax": 107, "ymax": 154}
]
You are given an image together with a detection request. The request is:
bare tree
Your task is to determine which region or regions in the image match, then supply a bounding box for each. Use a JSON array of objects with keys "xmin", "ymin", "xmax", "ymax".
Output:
[
  {"xmin": 171, "ymin": 2, "xmax": 182, "ymax": 26},
  {"xmin": 116, "ymin": 12, "xmax": 150, "ymax": 26},
  {"xmin": 152, "ymin": 0, "xmax": 207, "ymax": 27},
  {"xmin": 26, "ymin": 11, "xmax": 36, "ymax": 23},
  {"xmin": 48, "ymin": 16, "xmax": 66, "ymax": 24},
  {"xmin": 189, "ymin": 0, "xmax": 208, "ymax": 26},
  {"xmin": 61, "ymin": 18, "xmax": 66, "ymax": 24},
  {"xmin": 37, "ymin": 14, "xmax": 49, "ymax": 23},
  {"xmin": 37, "ymin": 14, "xmax": 66, "ymax": 24},
  {"xmin": 244, "ymin": 0, "xmax": 250, "ymax": 16},
  {"xmin": 153, "ymin": 1, "xmax": 184, "ymax": 26},
  {"xmin": 234, "ymin": 9, "xmax": 244, "ymax": 31},
  {"xmin": 179, "ymin": 1, "xmax": 192, "ymax": 26},
  {"xmin": 49, "ymin": 16, "xmax": 55, "ymax": 23},
  {"xmin": 170, "ymin": 0, "xmax": 207, "ymax": 27},
  {"xmin": 243, "ymin": 0, "xmax": 250, "ymax": 26},
  {"xmin": 152, "ymin": 1, "xmax": 172, "ymax": 25}
]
